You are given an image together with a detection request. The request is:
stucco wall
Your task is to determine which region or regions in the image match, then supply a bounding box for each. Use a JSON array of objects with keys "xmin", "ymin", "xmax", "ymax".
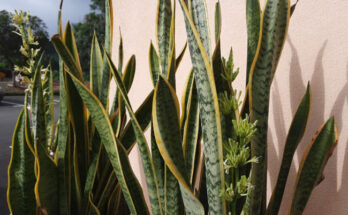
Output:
[{"xmin": 110, "ymin": 0, "xmax": 348, "ymax": 214}]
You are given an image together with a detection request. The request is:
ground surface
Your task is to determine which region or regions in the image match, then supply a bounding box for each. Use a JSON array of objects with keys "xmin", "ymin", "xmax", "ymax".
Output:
[{"xmin": 0, "ymin": 95, "xmax": 59, "ymax": 214}]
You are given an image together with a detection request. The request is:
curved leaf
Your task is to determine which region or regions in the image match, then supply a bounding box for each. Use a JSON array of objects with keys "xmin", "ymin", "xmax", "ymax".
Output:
[
  {"xmin": 246, "ymin": 0, "xmax": 261, "ymax": 84},
  {"xmin": 289, "ymin": 117, "xmax": 337, "ymax": 214},
  {"xmin": 7, "ymin": 109, "xmax": 36, "ymax": 215},
  {"xmin": 149, "ymin": 42, "xmax": 161, "ymax": 86},
  {"xmin": 106, "ymin": 53, "xmax": 163, "ymax": 215},
  {"xmin": 266, "ymin": 83, "xmax": 311, "ymax": 215},
  {"xmin": 153, "ymin": 76, "xmax": 205, "ymax": 215},
  {"xmin": 182, "ymin": 77, "xmax": 200, "ymax": 185},
  {"xmin": 248, "ymin": 0, "xmax": 290, "ymax": 213},
  {"xmin": 178, "ymin": 1, "xmax": 225, "ymax": 214},
  {"xmin": 122, "ymin": 55, "xmax": 136, "ymax": 92},
  {"xmin": 52, "ymin": 35, "xmax": 149, "ymax": 215}
]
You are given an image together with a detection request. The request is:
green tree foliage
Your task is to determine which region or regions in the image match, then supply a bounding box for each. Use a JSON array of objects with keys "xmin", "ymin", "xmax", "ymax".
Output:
[
  {"xmin": 0, "ymin": 10, "xmax": 57, "ymax": 71},
  {"xmin": 73, "ymin": 0, "xmax": 105, "ymax": 77}
]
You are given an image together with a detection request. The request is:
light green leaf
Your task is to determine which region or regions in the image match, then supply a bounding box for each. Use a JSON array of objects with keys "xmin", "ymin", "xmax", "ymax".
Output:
[
  {"xmin": 90, "ymin": 32, "xmax": 104, "ymax": 98},
  {"xmin": 56, "ymin": 55, "xmax": 70, "ymax": 215},
  {"xmin": 99, "ymin": 0, "xmax": 113, "ymax": 108},
  {"xmin": 157, "ymin": 0, "xmax": 172, "ymax": 76},
  {"xmin": 214, "ymin": 1, "xmax": 221, "ymax": 44},
  {"xmin": 178, "ymin": 1, "xmax": 225, "ymax": 214}
]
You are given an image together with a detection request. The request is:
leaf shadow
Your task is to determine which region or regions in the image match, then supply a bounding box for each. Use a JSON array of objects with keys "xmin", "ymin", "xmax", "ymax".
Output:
[{"xmin": 268, "ymin": 37, "xmax": 346, "ymax": 214}]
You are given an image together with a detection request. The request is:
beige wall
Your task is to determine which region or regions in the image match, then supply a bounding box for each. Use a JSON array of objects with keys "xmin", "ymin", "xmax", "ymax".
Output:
[{"xmin": 111, "ymin": 0, "xmax": 348, "ymax": 214}]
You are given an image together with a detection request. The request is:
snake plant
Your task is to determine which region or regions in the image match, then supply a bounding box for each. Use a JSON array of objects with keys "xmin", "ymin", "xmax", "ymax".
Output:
[{"xmin": 8, "ymin": 0, "xmax": 338, "ymax": 215}]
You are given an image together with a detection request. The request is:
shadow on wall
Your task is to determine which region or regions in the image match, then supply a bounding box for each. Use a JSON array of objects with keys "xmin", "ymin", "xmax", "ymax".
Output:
[{"xmin": 268, "ymin": 36, "xmax": 348, "ymax": 214}]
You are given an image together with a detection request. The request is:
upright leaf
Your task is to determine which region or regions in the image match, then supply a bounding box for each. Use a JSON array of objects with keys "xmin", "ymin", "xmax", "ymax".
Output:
[
  {"xmin": 248, "ymin": 0, "xmax": 290, "ymax": 213},
  {"xmin": 90, "ymin": 32, "xmax": 104, "ymax": 98},
  {"xmin": 290, "ymin": 117, "xmax": 337, "ymax": 214},
  {"xmin": 214, "ymin": 1, "xmax": 221, "ymax": 44},
  {"xmin": 7, "ymin": 109, "xmax": 36, "ymax": 215},
  {"xmin": 246, "ymin": 0, "xmax": 261, "ymax": 84},
  {"xmin": 153, "ymin": 76, "xmax": 205, "ymax": 215},
  {"xmin": 99, "ymin": 0, "xmax": 114, "ymax": 108},
  {"xmin": 52, "ymin": 35, "xmax": 149, "ymax": 215},
  {"xmin": 266, "ymin": 83, "xmax": 311, "ymax": 215},
  {"xmin": 64, "ymin": 24, "xmax": 89, "ymax": 189},
  {"xmin": 179, "ymin": 1, "xmax": 225, "ymax": 214},
  {"xmin": 149, "ymin": 42, "xmax": 161, "ymax": 86},
  {"xmin": 31, "ymin": 55, "xmax": 47, "ymax": 149},
  {"xmin": 106, "ymin": 53, "xmax": 163, "ymax": 215},
  {"xmin": 122, "ymin": 55, "xmax": 136, "ymax": 93},
  {"xmin": 157, "ymin": 0, "xmax": 172, "ymax": 75},
  {"xmin": 182, "ymin": 77, "xmax": 200, "ymax": 185}
]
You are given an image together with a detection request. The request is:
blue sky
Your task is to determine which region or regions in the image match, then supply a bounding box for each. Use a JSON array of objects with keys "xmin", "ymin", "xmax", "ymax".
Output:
[{"xmin": 1, "ymin": 0, "xmax": 92, "ymax": 36}]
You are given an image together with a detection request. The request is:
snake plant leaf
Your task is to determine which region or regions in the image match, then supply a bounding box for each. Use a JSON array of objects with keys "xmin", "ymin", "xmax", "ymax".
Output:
[
  {"xmin": 153, "ymin": 76, "xmax": 205, "ymax": 215},
  {"xmin": 99, "ymin": 0, "xmax": 113, "ymax": 108},
  {"xmin": 119, "ymin": 91, "xmax": 153, "ymax": 152},
  {"xmin": 52, "ymin": 35, "xmax": 149, "ymax": 215},
  {"xmin": 180, "ymin": 69, "xmax": 194, "ymax": 128},
  {"xmin": 82, "ymin": 146, "xmax": 102, "ymax": 214},
  {"xmin": 122, "ymin": 55, "xmax": 136, "ymax": 93},
  {"xmin": 63, "ymin": 22, "xmax": 83, "ymax": 80},
  {"xmin": 118, "ymin": 30, "xmax": 124, "ymax": 73},
  {"xmin": 34, "ymin": 143, "xmax": 59, "ymax": 215},
  {"xmin": 97, "ymin": 172, "xmax": 117, "ymax": 210},
  {"xmin": 24, "ymin": 93, "xmax": 34, "ymax": 153},
  {"xmin": 248, "ymin": 0, "xmax": 290, "ymax": 213},
  {"xmin": 58, "ymin": 0, "xmax": 63, "ymax": 36},
  {"xmin": 90, "ymin": 32, "xmax": 104, "ymax": 97},
  {"xmin": 165, "ymin": 167, "xmax": 181, "ymax": 215},
  {"xmin": 176, "ymin": 42, "xmax": 187, "ymax": 71},
  {"xmin": 290, "ymin": 0, "xmax": 299, "ymax": 17},
  {"xmin": 7, "ymin": 109, "xmax": 36, "ymax": 215},
  {"xmin": 104, "ymin": 0, "xmax": 113, "ymax": 55},
  {"xmin": 88, "ymin": 193, "xmax": 101, "ymax": 215},
  {"xmin": 56, "ymin": 57, "xmax": 71, "ymax": 215},
  {"xmin": 167, "ymin": 41, "xmax": 176, "ymax": 88},
  {"xmin": 149, "ymin": 42, "xmax": 161, "ymax": 86},
  {"xmin": 179, "ymin": 1, "xmax": 225, "ymax": 214},
  {"xmin": 44, "ymin": 65, "xmax": 55, "ymax": 147},
  {"xmin": 190, "ymin": 0, "xmax": 211, "ymax": 58},
  {"xmin": 32, "ymin": 66, "xmax": 59, "ymax": 214},
  {"xmin": 182, "ymin": 77, "xmax": 200, "ymax": 185},
  {"xmin": 214, "ymin": 1, "xmax": 221, "ymax": 44},
  {"xmin": 241, "ymin": 0, "xmax": 261, "ymax": 119},
  {"xmin": 157, "ymin": 0, "xmax": 172, "ymax": 75},
  {"xmin": 246, "ymin": 0, "xmax": 261, "ymax": 84},
  {"xmin": 212, "ymin": 39, "xmax": 230, "ymax": 95},
  {"xmin": 31, "ymin": 54, "xmax": 47, "ymax": 149},
  {"xmin": 63, "ymin": 26, "xmax": 90, "ymax": 188},
  {"xmin": 151, "ymin": 125, "xmax": 165, "ymax": 211},
  {"xmin": 289, "ymin": 117, "xmax": 338, "ymax": 215},
  {"xmin": 266, "ymin": 83, "xmax": 311, "ymax": 215},
  {"xmin": 106, "ymin": 52, "xmax": 163, "ymax": 215}
]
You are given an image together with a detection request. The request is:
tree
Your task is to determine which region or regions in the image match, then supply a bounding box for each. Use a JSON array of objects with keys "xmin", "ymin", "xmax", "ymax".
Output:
[
  {"xmin": 0, "ymin": 10, "xmax": 55, "ymax": 72},
  {"xmin": 73, "ymin": 0, "xmax": 105, "ymax": 77}
]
